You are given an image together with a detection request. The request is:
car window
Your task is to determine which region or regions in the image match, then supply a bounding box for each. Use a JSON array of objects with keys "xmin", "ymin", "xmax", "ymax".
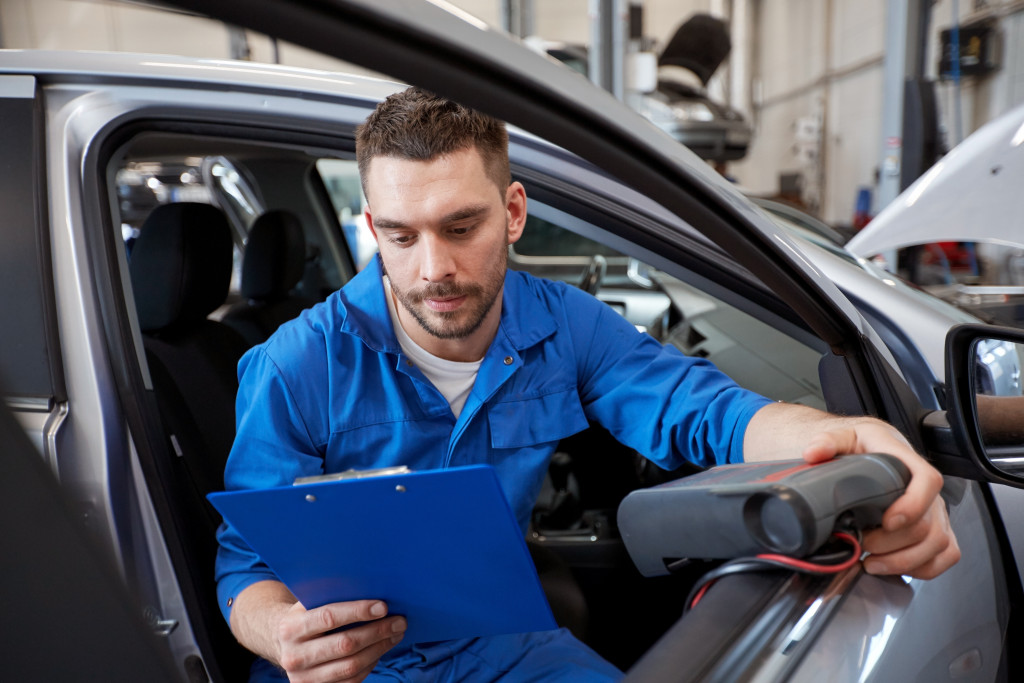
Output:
[
  {"xmin": 111, "ymin": 131, "xmax": 357, "ymax": 309},
  {"xmin": 114, "ymin": 157, "xmax": 242, "ymax": 286},
  {"xmin": 511, "ymin": 200, "xmax": 826, "ymax": 410},
  {"xmin": 317, "ymin": 158, "xmax": 377, "ymax": 271},
  {"xmin": 208, "ymin": 157, "xmax": 264, "ymax": 226},
  {"xmin": 309, "ymin": 156, "xmax": 826, "ymax": 410},
  {"xmin": 763, "ymin": 206, "xmax": 986, "ymax": 328},
  {"xmin": 515, "ymin": 215, "xmax": 624, "ymax": 259}
]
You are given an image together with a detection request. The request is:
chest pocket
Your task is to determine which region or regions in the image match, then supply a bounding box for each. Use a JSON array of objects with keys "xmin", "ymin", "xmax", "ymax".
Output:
[{"xmin": 487, "ymin": 387, "xmax": 589, "ymax": 449}]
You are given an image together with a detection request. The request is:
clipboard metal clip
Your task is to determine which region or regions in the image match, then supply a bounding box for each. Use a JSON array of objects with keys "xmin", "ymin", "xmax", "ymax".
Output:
[{"xmin": 293, "ymin": 466, "xmax": 412, "ymax": 486}]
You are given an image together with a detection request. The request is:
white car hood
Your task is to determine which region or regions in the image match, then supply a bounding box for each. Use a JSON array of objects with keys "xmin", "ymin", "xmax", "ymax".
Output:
[{"xmin": 848, "ymin": 102, "xmax": 1024, "ymax": 257}]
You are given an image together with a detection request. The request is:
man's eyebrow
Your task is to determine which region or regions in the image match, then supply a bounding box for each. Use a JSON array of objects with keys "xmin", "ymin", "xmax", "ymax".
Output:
[
  {"xmin": 372, "ymin": 204, "xmax": 491, "ymax": 231},
  {"xmin": 371, "ymin": 217, "xmax": 409, "ymax": 230},
  {"xmin": 439, "ymin": 204, "xmax": 490, "ymax": 224}
]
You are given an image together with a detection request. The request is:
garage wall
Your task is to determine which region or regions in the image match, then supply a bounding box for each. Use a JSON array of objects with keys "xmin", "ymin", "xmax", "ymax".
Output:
[
  {"xmin": 0, "ymin": 0, "xmax": 230, "ymax": 55},
  {"xmin": 0, "ymin": 0, "xmax": 385, "ymax": 76},
  {"xmin": 731, "ymin": 0, "xmax": 887, "ymax": 225},
  {"xmin": 1003, "ymin": 12, "xmax": 1024, "ymax": 117},
  {"xmin": 932, "ymin": 2, "xmax": 1024, "ymax": 146},
  {"xmin": 458, "ymin": 0, "xmax": 891, "ymax": 226},
  {"xmin": 531, "ymin": 0, "xmax": 588, "ymax": 45},
  {"xmin": 453, "ymin": 0, "xmax": 716, "ymax": 48}
]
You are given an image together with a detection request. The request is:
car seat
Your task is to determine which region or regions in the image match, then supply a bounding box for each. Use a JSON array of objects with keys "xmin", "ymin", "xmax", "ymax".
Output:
[
  {"xmin": 129, "ymin": 202, "xmax": 254, "ymax": 680},
  {"xmin": 222, "ymin": 209, "xmax": 317, "ymax": 346}
]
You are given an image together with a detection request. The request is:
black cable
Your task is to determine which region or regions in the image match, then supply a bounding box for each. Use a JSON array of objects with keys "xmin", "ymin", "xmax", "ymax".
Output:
[{"xmin": 680, "ymin": 532, "xmax": 862, "ymax": 613}]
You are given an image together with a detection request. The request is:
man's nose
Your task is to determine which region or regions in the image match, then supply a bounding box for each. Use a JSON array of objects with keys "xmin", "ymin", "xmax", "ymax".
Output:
[{"xmin": 420, "ymin": 233, "xmax": 456, "ymax": 282}]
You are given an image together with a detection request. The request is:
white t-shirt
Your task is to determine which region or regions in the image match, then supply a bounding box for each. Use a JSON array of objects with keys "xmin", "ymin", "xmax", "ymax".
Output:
[{"xmin": 384, "ymin": 277, "xmax": 481, "ymax": 418}]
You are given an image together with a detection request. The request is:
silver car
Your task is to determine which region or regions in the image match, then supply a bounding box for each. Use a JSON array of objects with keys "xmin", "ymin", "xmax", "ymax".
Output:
[{"xmin": 2, "ymin": 1, "xmax": 1022, "ymax": 681}]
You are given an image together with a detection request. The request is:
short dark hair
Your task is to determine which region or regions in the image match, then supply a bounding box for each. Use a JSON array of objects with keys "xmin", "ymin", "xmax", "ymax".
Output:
[{"xmin": 355, "ymin": 87, "xmax": 510, "ymax": 197}]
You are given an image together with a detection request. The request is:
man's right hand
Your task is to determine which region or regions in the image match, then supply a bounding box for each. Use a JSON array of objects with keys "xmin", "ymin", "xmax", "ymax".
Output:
[
  {"xmin": 228, "ymin": 581, "xmax": 407, "ymax": 681},
  {"xmin": 273, "ymin": 599, "xmax": 407, "ymax": 683}
]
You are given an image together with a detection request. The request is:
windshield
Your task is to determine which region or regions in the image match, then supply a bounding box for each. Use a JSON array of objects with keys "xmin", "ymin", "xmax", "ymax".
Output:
[{"xmin": 761, "ymin": 206, "xmax": 982, "ymax": 325}]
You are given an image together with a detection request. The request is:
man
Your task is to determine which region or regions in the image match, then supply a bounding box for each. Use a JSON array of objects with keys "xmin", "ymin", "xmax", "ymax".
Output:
[{"xmin": 216, "ymin": 88, "xmax": 960, "ymax": 682}]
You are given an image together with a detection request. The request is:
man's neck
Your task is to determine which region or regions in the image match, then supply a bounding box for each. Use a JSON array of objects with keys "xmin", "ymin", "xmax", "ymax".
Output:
[{"xmin": 389, "ymin": 285, "xmax": 502, "ymax": 363}]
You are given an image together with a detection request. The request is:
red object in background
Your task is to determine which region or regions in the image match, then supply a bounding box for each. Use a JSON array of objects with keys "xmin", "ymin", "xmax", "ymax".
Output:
[
  {"xmin": 852, "ymin": 187, "xmax": 872, "ymax": 231},
  {"xmin": 852, "ymin": 212, "xmax": 872, "ymax": 230},
  {"xmin": 924, "ymin": 242, "xmax": 973, "ymax": 271}
]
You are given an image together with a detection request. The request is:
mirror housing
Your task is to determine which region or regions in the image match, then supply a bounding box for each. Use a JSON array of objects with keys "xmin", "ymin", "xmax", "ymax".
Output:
[{"xmin": 946, "ymin": 323, "xmax": 1024, "ymax": 487}]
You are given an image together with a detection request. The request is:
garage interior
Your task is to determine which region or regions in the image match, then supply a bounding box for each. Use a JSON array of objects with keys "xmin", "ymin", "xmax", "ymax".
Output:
[{"xmin": 2, "ymin": 0, "xmax": 1022, "ymax": 231}]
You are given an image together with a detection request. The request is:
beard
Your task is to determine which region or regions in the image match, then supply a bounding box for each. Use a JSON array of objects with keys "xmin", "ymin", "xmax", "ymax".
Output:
[{"xmin": 385, "ymin": 235, "xmax": 509, "ymax": 341}]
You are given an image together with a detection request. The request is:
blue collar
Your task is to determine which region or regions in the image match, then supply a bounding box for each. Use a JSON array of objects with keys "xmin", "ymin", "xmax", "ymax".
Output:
[{"xmin": 336, "ymin": 256, "xmax": 558, "ymax": 356}]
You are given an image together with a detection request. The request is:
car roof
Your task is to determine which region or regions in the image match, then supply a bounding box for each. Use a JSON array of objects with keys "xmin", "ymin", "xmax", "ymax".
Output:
[{"xmin": 0, "ymin": 49, "xmax": 403, "ymax": 101}]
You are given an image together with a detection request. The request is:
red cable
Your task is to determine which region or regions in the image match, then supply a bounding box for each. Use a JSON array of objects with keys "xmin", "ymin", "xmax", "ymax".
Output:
[
  {"xmin": 754, "ymin": 532, "xmax": 862, "ymax": 573},
  {"xmin": 687, "ymin": 532, "xmax": 863, "ymax": 610},
  {"xmin": 690, "ymin": 581, "xmax": 713, "ymax": 607}
]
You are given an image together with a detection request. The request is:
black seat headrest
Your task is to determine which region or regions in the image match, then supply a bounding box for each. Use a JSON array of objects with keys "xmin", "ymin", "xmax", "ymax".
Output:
[
  {"xmin": 129, "ymin": 203, "xmax": 234, "ymax": 333},
  {"xmin": 240, "ymin": 210, "xmax": 307, "ymax": 301}
]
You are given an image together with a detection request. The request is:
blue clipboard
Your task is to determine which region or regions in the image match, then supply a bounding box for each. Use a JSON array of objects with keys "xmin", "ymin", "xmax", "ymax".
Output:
[{"xmin": 208, "ymin": 464, "xmax": 557, "ymax": 644}]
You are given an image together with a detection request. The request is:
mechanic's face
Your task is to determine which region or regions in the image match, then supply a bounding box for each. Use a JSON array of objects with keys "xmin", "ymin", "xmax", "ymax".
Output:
[{"xmin": 364, "ymin": 146, "xmax": 526, "ymax": 361}]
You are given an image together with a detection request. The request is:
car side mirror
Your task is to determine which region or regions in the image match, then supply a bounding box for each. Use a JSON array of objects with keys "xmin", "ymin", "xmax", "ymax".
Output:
[{"xmin": 946, "ymin": 324, "xmax": 1024, "ymax": 483}]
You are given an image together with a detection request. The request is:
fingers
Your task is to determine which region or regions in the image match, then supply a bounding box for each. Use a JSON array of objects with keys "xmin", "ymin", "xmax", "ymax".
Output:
[
  {"xmin": 799, "ymin": 420, "xmax": 960, "ymax": 580},
  {"xmin": 801, "ymin": 421, "xmax": 941, "ymax": 531},
  {"xmin": 295, "ymin": 629, "xmax": 405, "ymax": 683},
  {"xmin": 861, "ymin": 498, "xmax": 961, "ymax": 579},
  {"xmin": 277, "ymin": 600, "xmax": 407, "ymax": 682},
  {"xmin": 853, "ymin": 423, "xmax": 942, "ymax": 533},
  {"xmin": 801, "ymin": 428, "xmax": 851, "ymax": 464},
  {"xmin": 281, "ymin": 600, "xmax": 391, "ymax": 641},
  {"xmin": 878, "ymin": 454, "xmax": 944, "ymax": 533}
]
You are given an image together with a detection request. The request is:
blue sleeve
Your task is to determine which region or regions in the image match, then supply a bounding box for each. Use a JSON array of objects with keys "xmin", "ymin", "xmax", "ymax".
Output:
[
  {"xmin": 564, "ymin": 286, "xmax": 773, "ymax": 469},
  {"xmin": 214, "ymin": 343, "xmax": 327, "ymax": 624}
]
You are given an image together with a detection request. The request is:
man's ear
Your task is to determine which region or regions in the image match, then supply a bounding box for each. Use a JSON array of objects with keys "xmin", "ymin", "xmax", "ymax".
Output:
[
  {"xmin": 505, "ymin": 181, "xmax": 527, "ymax": 245},
  {"xmin": 364, "ymin": 208, "xmax": 378, "ymax": 241}
]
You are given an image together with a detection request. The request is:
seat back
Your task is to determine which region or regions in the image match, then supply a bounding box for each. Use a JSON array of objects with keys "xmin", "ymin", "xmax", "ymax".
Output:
[
  {"xmin": 129, "ymin": 202, "xmax": 253, "ymax": 680},
  {"xmin": 130, "ymin": 203, "xmax": 249, "ymax": 484},
  {"xmin": 222, "ymin": 209, "xmax": 316, "ymax": 345}
]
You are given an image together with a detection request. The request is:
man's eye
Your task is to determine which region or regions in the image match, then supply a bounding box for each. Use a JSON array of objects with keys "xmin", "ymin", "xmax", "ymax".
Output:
[
  {"xmin": 389, "ymin": 234, "xmax": 414, "ymax": 245},
  {"xmin": 451, "ymin": 225, "xmax": 475, "ymax": 236}
]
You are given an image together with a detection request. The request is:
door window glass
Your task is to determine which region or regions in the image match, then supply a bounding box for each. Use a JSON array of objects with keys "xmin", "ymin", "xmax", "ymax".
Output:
[
  {"xmin": 510, "ymin": 202, "xmax": 826, "ymax": 410},
  {"xmin": 317, "ymin": 159, "xmax": 377, "ymax": 271}
]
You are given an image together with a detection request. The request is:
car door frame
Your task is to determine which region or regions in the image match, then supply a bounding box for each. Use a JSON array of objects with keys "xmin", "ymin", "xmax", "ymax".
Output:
[{"xmin": 52, "ymin": 80, "xmax": 378, "ymax": 680}]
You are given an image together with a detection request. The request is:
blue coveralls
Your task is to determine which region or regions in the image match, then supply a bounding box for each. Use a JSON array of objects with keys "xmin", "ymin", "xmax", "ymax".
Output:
[{"xmin": 216, "ymin": 258, "xmax": 772, "ymax": 681}]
